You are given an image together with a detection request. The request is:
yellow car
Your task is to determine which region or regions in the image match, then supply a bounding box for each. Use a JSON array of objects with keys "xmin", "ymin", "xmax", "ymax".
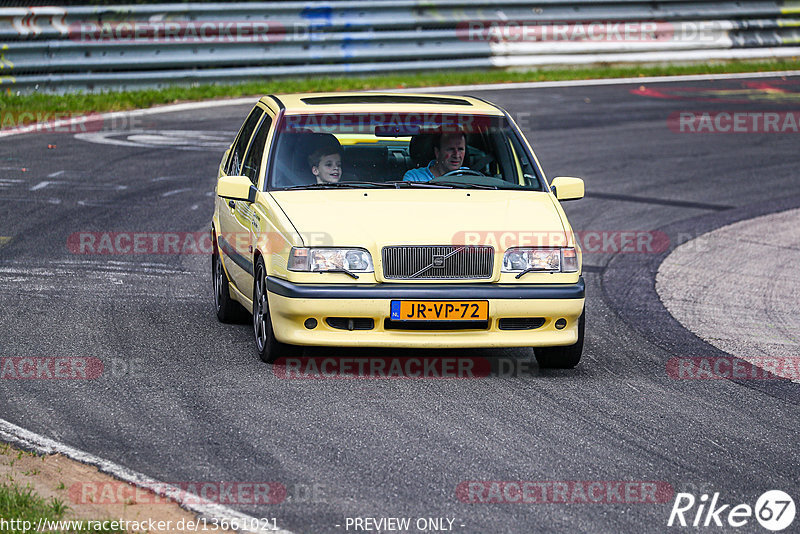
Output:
[{"xmin": 211, "ymin": 93, "xmax": 586, "ymax": 368}]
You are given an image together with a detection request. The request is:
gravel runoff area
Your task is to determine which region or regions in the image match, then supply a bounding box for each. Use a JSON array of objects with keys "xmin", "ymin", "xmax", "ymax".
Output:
[{"xmin": 656, "ymin": 208, "xmax": 800, "ymax": 383}]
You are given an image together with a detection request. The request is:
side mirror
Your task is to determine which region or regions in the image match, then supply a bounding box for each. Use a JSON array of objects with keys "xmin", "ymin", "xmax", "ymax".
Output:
[
  {"xmin": 217, "ymin": 175, "xmax": 256, "ymax": 203},
  {"xmin": 550, "ymin": 176, "xmax": 584, "ymax": 201}
]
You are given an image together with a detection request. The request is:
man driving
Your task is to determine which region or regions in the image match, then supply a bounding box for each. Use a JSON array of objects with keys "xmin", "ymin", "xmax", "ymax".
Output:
[{"xmin": 403, "ymin": 131, "xmax": 466, "ymax": 182}]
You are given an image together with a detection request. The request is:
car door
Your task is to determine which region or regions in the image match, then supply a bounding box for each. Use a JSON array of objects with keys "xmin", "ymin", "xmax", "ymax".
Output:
[
  {"xmin": 220, "ymin": 109, "xmax": 274, "ymax": 297},
  {"xmin": 217, "ymin": 106, "xmax": 264, "ymax": 296}
]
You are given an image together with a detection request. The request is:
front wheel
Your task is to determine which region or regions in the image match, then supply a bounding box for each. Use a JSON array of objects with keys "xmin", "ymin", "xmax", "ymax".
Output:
[
  {"xmin": 534, "ymin": 310, "xmax": 585, "ymax": 369},
  {"xmin": 253, "ymin": 258, "xmax": 302, "ymax": 363}
]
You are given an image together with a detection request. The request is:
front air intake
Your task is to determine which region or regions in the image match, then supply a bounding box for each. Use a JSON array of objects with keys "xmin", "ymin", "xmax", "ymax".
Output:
[
  {"xmin": 326, "ymin": 318, "xmax": 375, "ymax": 331},
  {"xmin": 498, "ymin": 318, "xmax": 546, "ymax": 330}
]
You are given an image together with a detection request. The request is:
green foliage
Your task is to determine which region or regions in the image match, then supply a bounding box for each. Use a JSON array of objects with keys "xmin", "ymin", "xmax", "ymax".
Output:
[{"xmin": 0, "ymin": 483, "xmax": 123, "ymax": 533}]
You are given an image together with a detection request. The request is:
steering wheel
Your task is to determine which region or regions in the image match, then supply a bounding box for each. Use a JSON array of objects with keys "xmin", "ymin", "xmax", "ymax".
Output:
[
  {"xmin": 469, "ymin": 153, "xmax": 496, "ymax": 173},
  {"xmin": 441, "ymin": 168, "xmax": 485, "ymax": 178}
]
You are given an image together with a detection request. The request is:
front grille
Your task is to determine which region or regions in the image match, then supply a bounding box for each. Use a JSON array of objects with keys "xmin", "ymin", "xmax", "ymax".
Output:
[{"xmin": 382, "ymin": 245, "xmax": 494, "ymax": 279}]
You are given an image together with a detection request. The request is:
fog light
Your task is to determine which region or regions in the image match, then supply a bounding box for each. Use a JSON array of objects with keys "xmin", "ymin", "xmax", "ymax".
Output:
[
  {"xmin": 304, "ymin": 318, "xmax": 318, "ymax": 329},
  {"xmin": 555, "ymin": 318, "xmax": 567, "ymax": 330}
]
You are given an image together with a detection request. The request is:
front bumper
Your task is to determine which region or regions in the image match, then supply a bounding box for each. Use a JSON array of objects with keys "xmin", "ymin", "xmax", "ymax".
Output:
[{"xmin": 266, "ymin": 277, "xmax": 585, "ymax": 348}]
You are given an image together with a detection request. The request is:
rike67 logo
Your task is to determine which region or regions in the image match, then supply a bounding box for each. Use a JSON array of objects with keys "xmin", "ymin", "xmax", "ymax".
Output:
[{"xmin": 668, "ymin": 490, "xmax": 795, "ymax": 531}]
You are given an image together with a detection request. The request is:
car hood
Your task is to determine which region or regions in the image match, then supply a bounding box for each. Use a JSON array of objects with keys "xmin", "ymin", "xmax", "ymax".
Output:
[{"xmin": 270, "ymin": 189, "xmax": 569, "ymax": 249}]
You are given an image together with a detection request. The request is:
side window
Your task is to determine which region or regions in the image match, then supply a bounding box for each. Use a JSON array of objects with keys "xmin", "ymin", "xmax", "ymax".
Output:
[
  {"xmin": 508, "ymin": 133, "xmax": 541, "ymax": 190},
  {"xmin": 241, "ymin": 115, "xmax": 272, "ymax": 186},
  {"xmin": 225, "ymin": 108, "xmax": 263, "ymax": 176}
]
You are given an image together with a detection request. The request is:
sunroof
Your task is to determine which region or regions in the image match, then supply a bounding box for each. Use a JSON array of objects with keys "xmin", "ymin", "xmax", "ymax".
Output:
[{"xmin": 300, "ymin": 95, "xmax": 473, "ymax": 106}]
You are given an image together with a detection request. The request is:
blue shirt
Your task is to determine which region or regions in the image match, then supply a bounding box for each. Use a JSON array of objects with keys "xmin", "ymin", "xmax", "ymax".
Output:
[{"xmin": 403, "ymin": 160, "xmax": 436, "ymax": 182}]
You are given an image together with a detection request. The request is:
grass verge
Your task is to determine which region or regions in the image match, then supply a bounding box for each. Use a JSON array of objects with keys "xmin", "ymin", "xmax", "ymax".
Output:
[
  {"xmin": 0, "ymin": 441, "xmax": 240, "ymax": 534},
  {"xmin": 0, "ymin": 482, "xmax": 123, "ymax": 533},
  {"xmin": 1, "ymin": 59, "xmax": 799, "ymax": 124}
]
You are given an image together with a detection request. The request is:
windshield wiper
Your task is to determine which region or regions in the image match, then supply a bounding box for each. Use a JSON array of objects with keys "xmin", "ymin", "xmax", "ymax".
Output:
[
  {"xmin": 515, "ymin": 268, "xmax": 535, "ymax": 279},
  {"xmin": 318, "ymin": 268, "xmax": 359, "ymax": 279},
  {"xmin": 284, "ymin": 181, "xmax": 388, "ymax": 190},
  {"xmin": 515, "ymin": 268, "xmax": 558, "ymax": 279},
  {"xmin": 429, "ymin": 181, "xmax": 499, "ymax": 190},
  {"xmin": 383, "ymin": 181, "xmax": 457, "ymax": 189}
]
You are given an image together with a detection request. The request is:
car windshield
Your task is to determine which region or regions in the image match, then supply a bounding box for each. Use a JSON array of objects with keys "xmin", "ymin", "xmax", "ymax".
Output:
[{"xmin": 267, "ymin": 112, "xmax": 544, "ymax": 190}]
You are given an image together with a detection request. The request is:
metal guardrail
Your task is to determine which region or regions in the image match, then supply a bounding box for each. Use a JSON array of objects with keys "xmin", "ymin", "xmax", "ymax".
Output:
[{"xmin": 2, "ymin": 1, "xmax": 800, "ymax": 93}]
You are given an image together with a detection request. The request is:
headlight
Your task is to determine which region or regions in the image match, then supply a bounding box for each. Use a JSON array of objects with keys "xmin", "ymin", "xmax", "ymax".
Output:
[
  {"xmin": 502, "ymin": 247, "xmax": 578, "ymax": 273},
  {"xmin": 288, "ymin": 247, "xmax": 374, "ymax": 273}
]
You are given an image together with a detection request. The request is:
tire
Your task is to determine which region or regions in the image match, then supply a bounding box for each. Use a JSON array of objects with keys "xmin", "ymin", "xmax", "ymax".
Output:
[
  {"xmin": 253, "ymin": 258, "xmax": 302, "ymax": 363},
  {"xmin": 534, "ymin": 310, "xmax": 585, "ymax": 369},
  {"xmin": 212, "ymin": 247, "xmax": 247, "ymax": 323}
]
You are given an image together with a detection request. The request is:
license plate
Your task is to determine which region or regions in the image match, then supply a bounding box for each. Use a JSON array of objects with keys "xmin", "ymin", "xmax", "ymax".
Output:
[{"xmin": 390, "ymin": 300, "xmax": 488, "ymax": 321}]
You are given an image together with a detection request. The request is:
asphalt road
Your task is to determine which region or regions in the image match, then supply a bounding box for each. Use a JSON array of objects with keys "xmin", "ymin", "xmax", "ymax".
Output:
[{"xmin": 1, "ymin": 75, "xmax": 798, "ymax": 533}]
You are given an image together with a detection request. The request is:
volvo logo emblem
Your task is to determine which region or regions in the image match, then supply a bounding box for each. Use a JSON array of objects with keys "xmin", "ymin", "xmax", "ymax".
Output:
[{"xmin": 408, "ymin": 248, "xmax": 464, "ymax": 278}]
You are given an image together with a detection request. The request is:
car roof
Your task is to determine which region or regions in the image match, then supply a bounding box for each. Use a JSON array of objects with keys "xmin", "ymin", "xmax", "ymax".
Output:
[{"xmin": 263, "ymin": 92, "xmax": 505, "ymax": 115}]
